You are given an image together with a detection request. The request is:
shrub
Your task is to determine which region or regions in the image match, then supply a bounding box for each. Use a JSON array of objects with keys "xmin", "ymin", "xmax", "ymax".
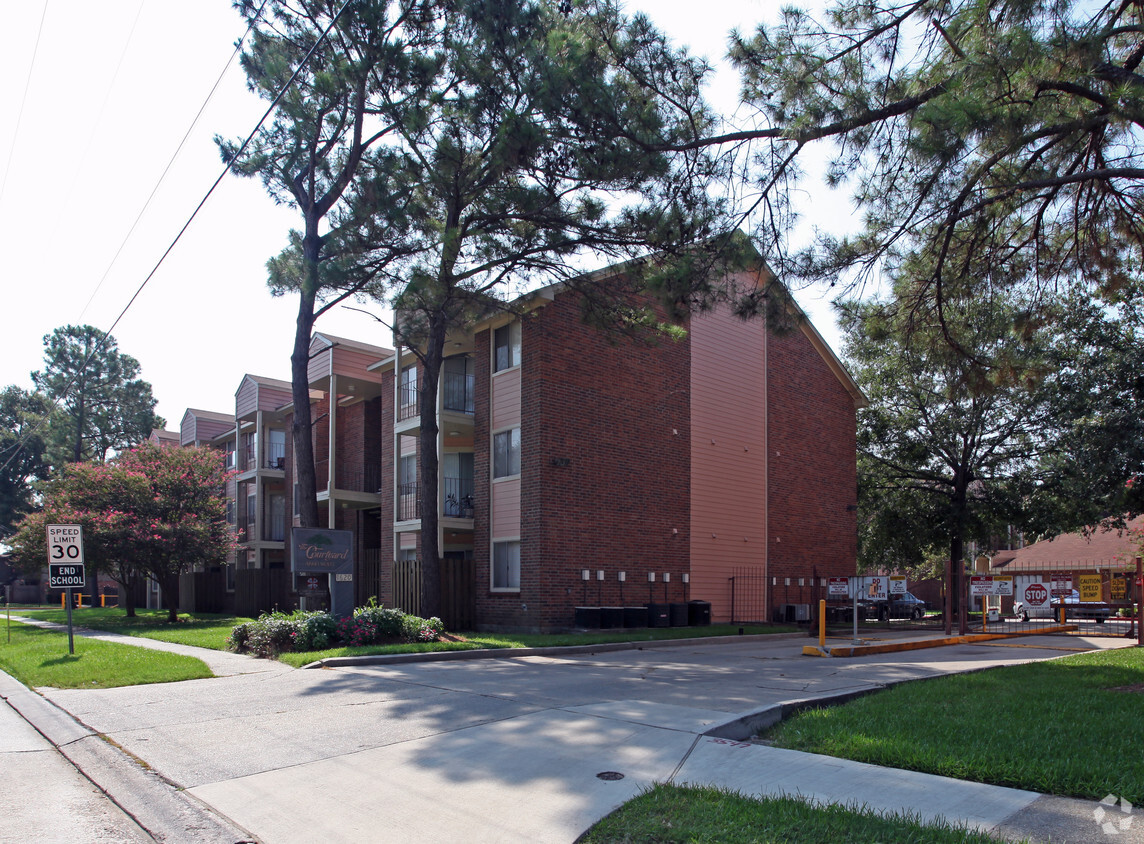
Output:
[{"xmin": 227, "ymin": 606, "xmax": 445, "ymax": 657}]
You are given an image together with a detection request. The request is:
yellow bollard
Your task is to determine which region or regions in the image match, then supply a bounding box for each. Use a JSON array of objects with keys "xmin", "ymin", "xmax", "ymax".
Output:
[
  {"xmin": 77, "ymin": 593, "xmax": 83, "ymax": 609},
  {"xmin": 101, "ymin": 594, "xmax": 106, "ymax": 608},
  {"xmin": 819, "ymin": 599, "xmax": 826, "ymax": 648},
  {"xmin": 61, "ymin": 592, "xmax": 66, "ymax": 608}
]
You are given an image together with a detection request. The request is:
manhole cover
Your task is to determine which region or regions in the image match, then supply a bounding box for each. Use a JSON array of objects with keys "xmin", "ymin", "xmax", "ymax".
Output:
[{"xmin": 596, "ymin": 771, "xmax": 625, "ymax": 781}]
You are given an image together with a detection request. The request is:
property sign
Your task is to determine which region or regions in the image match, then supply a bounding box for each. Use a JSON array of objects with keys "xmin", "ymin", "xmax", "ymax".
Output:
[
  {"xmin": 970, "ymin": 576, "xmax": 1014, "ymax": 597},
  {"xmin": 291, "ymin": 528, "xmax": 354, "ymax": 618},
  {"xmin": 47, "ymin": 525, "xmax": 85, "ymax": 588},
  {"xmin": 1050, "ymin": 571, "xmax": 1072, "ymax": 597},
  {"xmin": 889, "ymin": 575, "xmax": 907, "ymax": 595},
  {"xmin": 828, "ymin": 577, "xmax": 851, "ymax": 597},
  {"xmin": 1078, "ymin": 574, "xmax": 1101, "ymax": 602}
]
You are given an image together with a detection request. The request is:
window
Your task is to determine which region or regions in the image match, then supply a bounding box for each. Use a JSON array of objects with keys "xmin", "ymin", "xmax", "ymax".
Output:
[
  {"xmin": 224, "ymin": 440, "xmax": 236, "ymax": 470},
  {"xmin": 399, "ymin": 454, "xmax": 417, "ymax": 486},
  {"xmin": 492, "ymin": 540, "xmax": 520, "ymax": 590},
  {"xmin": 493, "ymin": 321, "xmax": 521, "ymax": 372},
  {"xmin": 493, "ymin": 428, "xmax": 520, "ymax": 478}
]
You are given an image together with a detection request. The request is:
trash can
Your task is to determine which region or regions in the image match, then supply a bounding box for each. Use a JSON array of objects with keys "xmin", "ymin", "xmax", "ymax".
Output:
[
  {"xmin": 574, "ymin": 607, "xmax": 601, "ymax": 628},
  {"xmin": 600, "ymin": 607, "xmax": 624, "ymax": 629},
  {"xmin": 623, "ymin": 606, "xmax": 649, "ymax": 628},
  {"xmin": 646, "ymin": 602, "xmax": 670, "ymax": 628},
  {"xmin": 688, "ymin": 600, "xmax": 711, "ymax": 626},
  {"xmin": 669, "ymin": 602, "xmax": 689, "ymax": 626}
]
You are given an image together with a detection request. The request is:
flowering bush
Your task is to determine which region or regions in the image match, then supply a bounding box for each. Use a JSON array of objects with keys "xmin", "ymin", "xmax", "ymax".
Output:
[{"xmin": 229, "ymin": 606, "xmax": 445, "ymax": 657}]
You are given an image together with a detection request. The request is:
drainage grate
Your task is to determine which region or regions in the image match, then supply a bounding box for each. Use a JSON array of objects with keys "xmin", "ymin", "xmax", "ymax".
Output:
[{"xmin": 596, "ymin": 771, "xmax": 625, "ymax": 781}]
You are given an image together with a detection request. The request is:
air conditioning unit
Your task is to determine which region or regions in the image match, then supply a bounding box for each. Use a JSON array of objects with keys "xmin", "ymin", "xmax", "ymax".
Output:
[{"xmin": 782, "ymin": 603, "xmax": 811, "ymax": 622}]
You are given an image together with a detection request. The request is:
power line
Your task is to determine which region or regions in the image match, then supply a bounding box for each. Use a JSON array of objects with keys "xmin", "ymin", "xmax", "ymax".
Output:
[
  {"xmin": 0, "ymin": 1, "xmax": 50, "ymax": 209},
  {"xmin": 0, "ymin": 0, "xmax": 353, "ymax": 476}
]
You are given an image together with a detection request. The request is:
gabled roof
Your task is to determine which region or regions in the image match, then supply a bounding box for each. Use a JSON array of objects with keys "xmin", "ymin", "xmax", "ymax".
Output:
[
  {"xmin": 237, "ymin": 373, "xmax": 293, "ymax": 393},
  {"xmin": 311, "ymin": 332, "xmax": 392, "ymax": 359},
  {"xmin": 183, "ymin": 408, "xmax": 233, "ymax": 424},
  {"xmin": 991, "ymin": 517, "xmax": 1144, "ymax": 572}
]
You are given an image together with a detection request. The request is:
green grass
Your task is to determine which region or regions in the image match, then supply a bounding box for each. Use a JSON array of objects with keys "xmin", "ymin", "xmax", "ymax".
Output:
[
  {"xmin": 0, "ymin": 622, "xmax": 212, "ymax": 688},
  {"xmin": 580, "ymin": 783, "xmax": 1006, "ymax": 843},
  {"xmin": 17, "ymin": 608, "xmax": 250, "ymax": 650},
  {"xmin": 767, "ymin": 646, "xmax": 1144, "ymax": 803},
  {"xmin": 275, "ymin": 624, "xmax": 790, "ymax": 667}
]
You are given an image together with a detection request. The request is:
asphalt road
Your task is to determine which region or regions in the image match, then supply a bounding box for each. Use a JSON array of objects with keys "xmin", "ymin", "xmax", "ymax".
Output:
[{"xmin": 3, "ymin": 628, "xmax": 1138, "ymax": 842}]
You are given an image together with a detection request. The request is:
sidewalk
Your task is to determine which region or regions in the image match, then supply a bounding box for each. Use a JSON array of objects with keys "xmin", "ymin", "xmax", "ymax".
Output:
[{"xmin": 3, "ymin": 616, "xmax": 1137, "ymax": 842}]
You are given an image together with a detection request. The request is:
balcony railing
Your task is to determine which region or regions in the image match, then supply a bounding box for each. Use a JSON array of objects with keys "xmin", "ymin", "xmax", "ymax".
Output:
[
  {"xmin": 398, "ymin": 383, "xmax": 418, "ymax": 421},
  {"xmin": 443, "ymin": 476, "xmax": 474, "ymax": 517},
  {"xmin": 443, "ymin": 372, "xmax": 475, "ymax": 414},
  {"xmin": 266, "ymin": 443, "xmax": 286, "ymax": 470},
  {"xmin": 315, "ymin": 459, "xmax": 382, "ymax": 494},
  {"xmin": 397, "ymin": 482, "xmax": 421, "ymax": 521}
]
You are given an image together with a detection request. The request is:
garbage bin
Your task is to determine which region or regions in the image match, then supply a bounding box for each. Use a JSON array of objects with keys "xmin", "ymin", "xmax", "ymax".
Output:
[
  {"xmin": 574, "ymin": 607, "xmax": 601, "ymax": 628},
  {"xmin": 688, "ymin": 600, "xmax": 711, "ymax": 626},
  {"xmin": 600, "ymin": 607, "xmax": 624, "ymax": 629}
]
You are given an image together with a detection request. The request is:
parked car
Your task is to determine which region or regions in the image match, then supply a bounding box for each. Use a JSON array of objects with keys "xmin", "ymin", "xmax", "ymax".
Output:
[
  {"xmin": 1013, "ymin": 589, "xmax": 1112, "ymax": 623},
  {"xmin": 862, "ymin": 591, "xmax": 928, "ymax": 620}
]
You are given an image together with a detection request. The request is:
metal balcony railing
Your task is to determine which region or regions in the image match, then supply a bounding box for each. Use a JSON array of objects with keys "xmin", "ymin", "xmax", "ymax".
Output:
[
  {"xmin": 442, "ymin": 372, "xmax": 475, "ymax": 414},
  {"xmin": 443, "ymin": 476, "xmax": 474, "ymax": 517},
  {"xmin": 266, "ymin": 443, "xmax": 286, "ymax": 470},
  {"xmin": 398, "ymin": 383, "xmax": 419, "ymax": 421},
  {"xmin": 397, "ymin": 482, "xmax": 421, "ymax": 521},
  {"xmin": 315, "ymin": 459, "xmax": 382, "ymax": 494}
]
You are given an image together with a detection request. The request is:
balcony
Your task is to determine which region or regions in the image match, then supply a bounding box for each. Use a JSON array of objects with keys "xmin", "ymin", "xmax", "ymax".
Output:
[
  {"xmin": 443, "ymin": 476, "xmax": 474, "ymax": 518},
  {"xmin": 442, "ymin": 371, "xmax": 474, "ymax": 414},
  {"xmin": 315, "ymin": 460, "xmax": 382, "ymax": 494},
  {"xmin": 265, "ymin": 442, "xmax": 286, "ymax": 470},
  {"xmin": 398, "ymin": 383, "xmax": 418, "ymax": 421},
  {"xmin": 397, "ymin": 482, "xmax": 421, "ymax": 521}
]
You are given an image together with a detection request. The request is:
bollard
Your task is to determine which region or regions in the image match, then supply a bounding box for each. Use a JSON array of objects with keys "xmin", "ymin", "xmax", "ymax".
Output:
[
  {"xmin": 819, "ymin": 599, "xmax": 826, "ymax": 648},
  {"xmin": 61, "ymin": 592, "xmax": 66, "ymax": 608}
]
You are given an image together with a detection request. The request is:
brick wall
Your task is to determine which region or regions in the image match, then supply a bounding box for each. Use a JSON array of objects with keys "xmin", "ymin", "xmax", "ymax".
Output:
[
  {"xmin": 473, "ymin": 290, "xmax": 691, "ymax": 631},
  {"xmin": 765, "ymin": 322, "xmax": 859, "ymax": 616}
]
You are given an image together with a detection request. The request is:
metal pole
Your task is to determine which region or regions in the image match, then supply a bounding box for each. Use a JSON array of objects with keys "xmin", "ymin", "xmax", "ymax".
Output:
[
  {"xmin": 1137, "ymin": 557, "xmax": 1142, "ymax": 648},
  {"xmin": 851, "ymin": 577, "xmax": 860, "ymax": 644},
  {"xmin": 65, "ymin": 588, "xmax": 75, "ymax": 655}
]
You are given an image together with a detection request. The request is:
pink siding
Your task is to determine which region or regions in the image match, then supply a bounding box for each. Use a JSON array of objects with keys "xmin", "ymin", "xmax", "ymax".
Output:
[
  {"xmin": 689, "ymin": 286, "xmax": 769, "ymax": 622},
  {"xmin": 491, "ymin": 369, "xmax": 521, "ymax": 430},
  {"xmin": 491, "ymin": 478, "xmax": 521, "ymax": 538},
  {"xmin": 235, "ymin": 379, "xmax": 259, "ymax": 420},
  {"xmin": 399, "ymin": 532, "xmax": 416, "ymax": 550}
]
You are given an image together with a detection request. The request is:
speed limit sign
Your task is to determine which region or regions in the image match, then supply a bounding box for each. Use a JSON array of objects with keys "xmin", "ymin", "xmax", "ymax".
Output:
[{"xmin": 47, "ymin": 524, "xmax": 85, "ymax": 588}]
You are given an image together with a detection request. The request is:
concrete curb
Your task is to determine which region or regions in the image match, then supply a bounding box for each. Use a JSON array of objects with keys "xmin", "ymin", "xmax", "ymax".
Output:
[
  {"xmin": 0, "ymin": 670, "xmax": 258, "ymax": 843},
  {"xmin": 303, "ymin": 631, "xmax": 809, "ymax": 669},
  {"xmin": 802, "ymin": 626, "xmax": 1077, "ymax": 657}
]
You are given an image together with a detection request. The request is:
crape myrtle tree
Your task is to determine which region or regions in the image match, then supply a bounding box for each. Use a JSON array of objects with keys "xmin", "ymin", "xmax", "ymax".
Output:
[
  {"xmin": 8, "ymin": 443, "xmax": 234, "ymax": 620},
  {"xmin": 378, "ymin": 0, "xmax": 743, "ymax": 617},
  {"xmin": 840, "ymin": 272, "xmax": 1058, "ymax": 614},
  {"xmin": 31, "ymin": 325, "xmax": 163, "ymax": 466},
  {"xmin": 219, "ymin": 0, "xmax": 442, "ymax": 529},
  {"xmin": 0, "ymin": 387, "xmax": 55, "ymax": 537},
  {"xmin": 642, "ymin": 0, "xmax": 1144, "ymax": 344}
]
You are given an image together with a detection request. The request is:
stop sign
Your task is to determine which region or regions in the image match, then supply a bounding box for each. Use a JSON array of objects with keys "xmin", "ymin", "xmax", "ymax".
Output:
[{"xmin": 1024, "ymin": 583, "xmax": 1049, "ymax": 606}]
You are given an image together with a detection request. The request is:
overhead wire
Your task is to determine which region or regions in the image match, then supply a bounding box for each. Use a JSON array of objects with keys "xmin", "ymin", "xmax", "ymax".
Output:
[
  {"xmin": 0, "ymin": 0, "xmax": 354, "ymax": 476},
  {"xmin": 0, "ymin": 1, "xmax": 50, "ymax": 209}
]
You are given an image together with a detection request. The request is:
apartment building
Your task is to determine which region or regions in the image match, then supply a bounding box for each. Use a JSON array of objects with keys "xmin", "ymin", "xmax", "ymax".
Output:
[{"xmin": 172, "ymin": 263, "xmax": 863, "ymax": 629}]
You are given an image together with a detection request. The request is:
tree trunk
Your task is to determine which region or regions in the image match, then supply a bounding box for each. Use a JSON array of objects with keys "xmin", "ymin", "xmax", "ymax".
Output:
[
  {"xmin": 123, "ymin": 576, "xmax": 137, "ymax": 618},
  {"xmin": 163, "ymin": 572, "xmax": 179, "ymax": 623},
  {"xmin": 948, "ymin": 484, "xmax": 968, "ymax": 623},
  {"xmin": 418, "ymin": 313, "xmax": 447, "ymax": 620},
  {"xmin": 293, "ymin": 221, "xmax": 323, "ymax": 530}
]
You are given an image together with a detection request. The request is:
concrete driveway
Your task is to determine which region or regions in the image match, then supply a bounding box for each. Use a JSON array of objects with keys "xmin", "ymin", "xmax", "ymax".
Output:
[{"xmin": 23, "ymin": 630, "xmax": 1134, "ymax": 843}]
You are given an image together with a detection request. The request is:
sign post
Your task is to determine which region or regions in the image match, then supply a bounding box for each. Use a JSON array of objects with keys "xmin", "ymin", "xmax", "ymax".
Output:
[{"xmin": 47, "ymin": 524, "xmax": 85, "ymax": 655}]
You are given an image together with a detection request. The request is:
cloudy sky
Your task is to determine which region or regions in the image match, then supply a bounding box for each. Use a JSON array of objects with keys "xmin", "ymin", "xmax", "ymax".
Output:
[{"xmin": 1, "ymin": 0, "xmax": 851, "ymax": 428}]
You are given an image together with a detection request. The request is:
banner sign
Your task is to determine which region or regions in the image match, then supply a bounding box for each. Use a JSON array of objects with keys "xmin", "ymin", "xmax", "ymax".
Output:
[{"xmin": 1078, "ymin": 574, "xmax": 1101, "ymax": 602}]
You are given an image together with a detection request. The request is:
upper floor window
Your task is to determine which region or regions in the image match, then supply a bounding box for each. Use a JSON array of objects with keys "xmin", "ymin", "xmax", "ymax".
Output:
[
  {"xmin": 493, "ymin": 321, "xmax": 521, "ymax": 372},
  {"xmin": 493, "ymin": 428, "xmax": 521, "ymax": 478}
]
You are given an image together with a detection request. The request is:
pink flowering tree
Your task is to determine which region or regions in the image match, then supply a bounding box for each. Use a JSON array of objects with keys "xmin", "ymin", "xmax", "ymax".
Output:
[{"xmin": 9, "ymin": 443, "xmax": 234, "ymax": 620}]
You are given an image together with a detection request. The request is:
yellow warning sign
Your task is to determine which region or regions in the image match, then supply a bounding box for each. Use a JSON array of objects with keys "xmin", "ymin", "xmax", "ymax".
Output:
[{"xmin": 1078, "ymin": 574, "xmax": 1101, "ymax": 602}]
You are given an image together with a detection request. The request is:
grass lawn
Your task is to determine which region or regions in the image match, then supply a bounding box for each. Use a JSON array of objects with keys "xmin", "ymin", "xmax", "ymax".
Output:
[
  {"xmin": 275, "ymin": 624, "xmax": 789, "ymax": 667},
  {"xmin": 0, "ymin": 622, "xmax": 212, "ymax": 688},
  {"xmin": 15, "ymin": 608, "xmax": 250, "ymax": 650},
  {"xmin": 767, "ymin": 646, "xmax": 1144, "ymax": 803},
  {"xmin": 579, "ymin": 783, "xmax": 1004, "ymax": 843}
]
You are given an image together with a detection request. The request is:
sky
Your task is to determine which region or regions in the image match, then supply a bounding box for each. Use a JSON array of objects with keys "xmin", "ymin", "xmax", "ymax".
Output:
[{"xmin": 1, "ymin": 1, "xmax": 853, "ymax": 429}]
